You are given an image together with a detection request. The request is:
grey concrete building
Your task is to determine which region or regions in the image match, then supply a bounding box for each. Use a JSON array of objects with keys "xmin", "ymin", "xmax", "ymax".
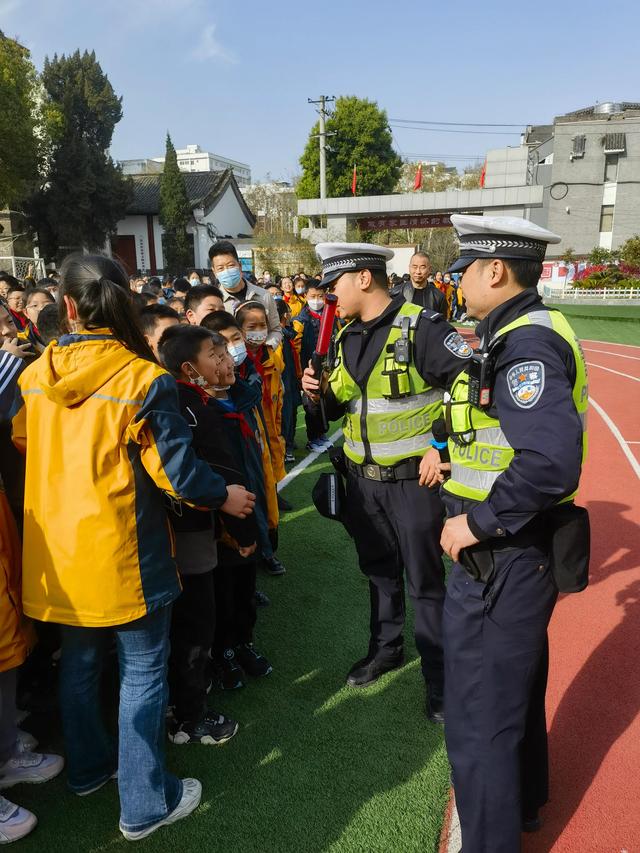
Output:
[{"xmin": 524, "ymin": 102, "xmax": 640, "ymax": 256}]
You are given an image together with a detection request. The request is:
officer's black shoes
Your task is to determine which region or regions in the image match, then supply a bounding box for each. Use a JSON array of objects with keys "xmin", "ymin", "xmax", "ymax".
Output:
[
  {"xmin": 522, "ymin": 811, "xmax": 542, "ymax": 833},
  {"xmin": 254, "ymin": 590, "xmax": 270, "ymax": 607},
  {"xmin": 425, "ymin": 687, "xmax": 445, "ymax": 725},
  {"xmin": 346, "ymin": 652, "xmax": 404, "ymax": 688},
  {"xmin": 234, "ymin": 643, "xmax": 273, "ymax": 678},
  {"xmin": 264, "ymin": 556, "xmax": 286, "ymax": 576}
]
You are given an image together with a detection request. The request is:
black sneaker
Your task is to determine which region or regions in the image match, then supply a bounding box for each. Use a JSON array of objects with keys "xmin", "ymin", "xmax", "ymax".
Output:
[
  {"xmin": 263, "ymin": 556, "xmax": 286, "ymax": 576},
  {"xmin": 214, "ymin": 649, "xmax": 245, "ymax": 690},
  {"xmin": 277, "ymin": 494, "xmax": 292, "ymax": 511},
  {"xmin": 234, "ymin": 643, "xmax": 273, "ymax": 678},
  {"xmin": 255, "ymin": 590, "xmax": 270, "ymax": 608},
  {"xmin": 168, "ymin": 712, "xmax": 239, "ymax": 745},
  {"xmin": 346, "ymin": 651, "xmax": 404, "ymax": 688},
  {"xmin": 284, "ymin": 451, "xmax": 295, "ymax": 464}
]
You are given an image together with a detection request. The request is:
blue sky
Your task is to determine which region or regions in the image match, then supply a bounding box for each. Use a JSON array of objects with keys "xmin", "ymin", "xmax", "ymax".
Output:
[{"xmin": 2, "ymin": 0, "xmax": 639, "ymax": 183}]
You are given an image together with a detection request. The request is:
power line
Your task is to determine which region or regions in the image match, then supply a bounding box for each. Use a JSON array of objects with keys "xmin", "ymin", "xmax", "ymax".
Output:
[
  {"xmin": 390, "ymin": 124, "xmax": 521, "ymax": 136},
  {"xmin": 389, "ymin": 118, "xmax": 529, "ymax": 127}
]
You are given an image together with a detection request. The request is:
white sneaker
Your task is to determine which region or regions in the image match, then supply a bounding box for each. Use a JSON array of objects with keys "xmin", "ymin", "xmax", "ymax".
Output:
[
  {"xmin": 0, "ymin": 796, "xmax": 37, "ymax": 844},
  {"xmin": 15, "ymin": 730, "xmax": 38, "ymax": 753},
  {"xmin": 0, "ymin": 752, "xmax": 64, "ymax": 790},
  {"xmin": 120, "ymin": 778, "xmax": 202, "ymax": 841}
]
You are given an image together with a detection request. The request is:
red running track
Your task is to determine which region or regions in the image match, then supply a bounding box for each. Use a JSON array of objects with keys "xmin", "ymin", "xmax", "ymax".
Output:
[
  {"xmin": 443, "ymin": 335, "xmax": 640, "ymax": 853},
  {"xmin": 522, "ymin": 340, "xmax": 640, "ymax": 853}
]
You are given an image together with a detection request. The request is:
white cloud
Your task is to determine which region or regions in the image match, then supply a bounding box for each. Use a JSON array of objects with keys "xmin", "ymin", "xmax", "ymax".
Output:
[{"xmin": 194, "ymin": 22, "xmax": 236, "ymax": 63}]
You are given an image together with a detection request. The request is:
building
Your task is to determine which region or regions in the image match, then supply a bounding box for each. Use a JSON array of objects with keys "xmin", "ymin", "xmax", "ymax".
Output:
[
  {"xmin": 121, "ymin": 144, "xmax": 251, "ymax": 187},
  {"xmin": 525, "ymin": 102, "xmax": 640, "ymax": 255},
  {"xmin": 112, "ymin": 169, "xmax": 255, "ymax": 274},
  {"xmin": 298, "ymin": 102, "xmax": 640, "ymax": 258}
]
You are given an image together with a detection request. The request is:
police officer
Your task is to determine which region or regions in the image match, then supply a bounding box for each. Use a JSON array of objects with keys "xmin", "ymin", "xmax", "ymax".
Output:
[
  {"xmin": 301, "ymin": 242, "xmax": 474, "ymax": 721},
  {"xmin": 439, "ymin": 215, "xmax": 588, "ymax": 852}
]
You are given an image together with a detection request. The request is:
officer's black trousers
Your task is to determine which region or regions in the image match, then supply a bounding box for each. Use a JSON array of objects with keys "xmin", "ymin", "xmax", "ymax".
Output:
[
  {"xmin": 443, "ymin": 546, "xmax": 558, "ymax": 853},
  {"xmin": 344, "ymin": 473, "xmax": 446, "ymax": 687}
]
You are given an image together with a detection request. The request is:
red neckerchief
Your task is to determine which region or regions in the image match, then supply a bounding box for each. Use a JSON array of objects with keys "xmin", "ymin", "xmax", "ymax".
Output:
[
  {"xmin": 177, "ymin": 378, "xmax": 210, "ymax": 405},
  {"xmin": 307, "ymin": 308, "xmax": 322, "ymax": 321},
  {"xmin": 9, "ymin": 309, "xmax": 27, "ymax": 331},
  {"xmin": 246, "ymin": 345, "xmax": 266, "ymax": 381},
  {"xmin": 222, "ymin": 411, "xmax": 254, "ymax": 445}
]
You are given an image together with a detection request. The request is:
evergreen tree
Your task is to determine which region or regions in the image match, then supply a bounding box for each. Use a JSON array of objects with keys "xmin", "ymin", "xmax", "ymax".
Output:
[
  {"xmin": 159, "ymin": 134, "xmax": 193, "ymax": 273},
  {"xmin": 26, "ymin": 50, "xmax": 131, "ymax": 260},
  {"xmin": 297, "ymin": 96, "xmax": 402, "ymax": 199}
]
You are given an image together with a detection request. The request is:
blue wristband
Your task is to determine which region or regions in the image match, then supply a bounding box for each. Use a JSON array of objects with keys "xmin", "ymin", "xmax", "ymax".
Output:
[{"xmin": 430, "ymin": 438, "xmax": 448, "ymax": 450}]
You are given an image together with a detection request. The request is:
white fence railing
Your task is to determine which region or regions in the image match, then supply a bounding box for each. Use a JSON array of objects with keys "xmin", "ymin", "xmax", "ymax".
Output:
[
  {"xmin": 543, "ymin": 285, "xmax": 640, "ymax": 301},
  {"xmin": 0, "ymin": 256, "xmax": 46, "ymax": 281}
]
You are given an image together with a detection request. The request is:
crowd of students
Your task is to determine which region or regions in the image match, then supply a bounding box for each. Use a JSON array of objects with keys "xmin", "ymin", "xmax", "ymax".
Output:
[{"xmin": 0, "ymin": 241, "xmax": 351, "ymax": 844}]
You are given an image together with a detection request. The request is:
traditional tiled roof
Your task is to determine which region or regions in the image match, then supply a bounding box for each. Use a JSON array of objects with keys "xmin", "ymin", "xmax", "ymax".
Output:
[{"xmin": 127, "ymin": 168, "xmax": 256, "ymax": 226}]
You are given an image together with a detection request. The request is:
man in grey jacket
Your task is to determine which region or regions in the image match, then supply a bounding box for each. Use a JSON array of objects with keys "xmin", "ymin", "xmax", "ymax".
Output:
[{"xmin": 208, "ymin": 241, "xmax": 282, "ymax": 349}]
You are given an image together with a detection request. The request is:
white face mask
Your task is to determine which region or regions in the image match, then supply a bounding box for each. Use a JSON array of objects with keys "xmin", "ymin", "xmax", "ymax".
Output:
[
  {"xmin": 245, "ymin": 329, "xmax": 268, "ymax": 345},
  {"xmin": 295, "ymin": 286, "xmax": 306, "ymax": 295},
  {"xmin": 307, "ymin": 298, "xmax": 324, "ymax": 312}
]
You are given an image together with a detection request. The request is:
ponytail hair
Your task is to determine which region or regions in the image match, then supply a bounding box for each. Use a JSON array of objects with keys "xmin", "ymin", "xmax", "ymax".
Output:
[{"xmin": 59, "ymin": 253, "xmax": 155, "ymax": 361}]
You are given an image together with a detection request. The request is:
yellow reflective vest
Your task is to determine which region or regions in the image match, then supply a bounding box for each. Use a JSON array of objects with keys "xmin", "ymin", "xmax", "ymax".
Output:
[
  {"xmin": 328, "ymin": 303, "xmax": 444, "ymax": 466},
  {"xmin": 443, "ymin": 309, "xmax": 588, "ymax": 503}
]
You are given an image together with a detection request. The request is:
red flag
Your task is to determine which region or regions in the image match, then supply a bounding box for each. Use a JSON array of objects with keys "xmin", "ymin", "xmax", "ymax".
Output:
[
  {"xmin": 413, "ymin": 162, "xmax": 423, "ymax": 191},
  {"xmin": 479, "ymin": 160, "xmax": 486, "ymax": 188},
  {"xmin": 351, "ymin": 164, "xmax": 357, "ymax": 196}
]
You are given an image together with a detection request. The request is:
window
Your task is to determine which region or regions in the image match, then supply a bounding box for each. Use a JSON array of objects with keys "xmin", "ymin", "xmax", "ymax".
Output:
[
  {"xmin": 599, "ymin": 205, "xmax": 614, "ymax": 233},
  {"xmin": 603, "ymin": 133, "xmax": 625, "ymax": 154},
  {"xmin": 604, "ymin": 153, "xmax": 619, "ymax": 183},
  {"xmin": 571, "ymin": 135, "xmax": 586, "ymax": 158}
]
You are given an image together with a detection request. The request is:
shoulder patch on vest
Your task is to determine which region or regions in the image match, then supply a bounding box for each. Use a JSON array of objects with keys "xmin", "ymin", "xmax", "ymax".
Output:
[
  {"xmin": 420, "ymin": 310, "xmax": 443, "ymax": 322},
  {"xmin": 506, "ymin": 361, "xmax": 545, "ymax": 408},
  {"xmin": 443, "ymin": 331, "xmax": 473, "ymax": 359}
]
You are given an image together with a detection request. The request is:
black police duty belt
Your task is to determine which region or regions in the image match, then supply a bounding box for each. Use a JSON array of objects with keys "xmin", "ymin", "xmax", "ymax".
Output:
[{"xmin": 346, "ymin": 457, "xmax": 420, "ymax": 483}]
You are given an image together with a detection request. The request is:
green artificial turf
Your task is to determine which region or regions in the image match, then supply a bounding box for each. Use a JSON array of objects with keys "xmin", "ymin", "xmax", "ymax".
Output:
[
  {"xmin": 12, "ymin": 417, "xmax": 450, "ymax": 853},
  {"xmin": 546, "ymin": 304, "xmax": 640, "ymax": 345}
]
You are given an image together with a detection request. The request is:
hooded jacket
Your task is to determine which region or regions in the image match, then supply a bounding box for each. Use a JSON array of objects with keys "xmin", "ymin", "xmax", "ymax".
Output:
[{"xmin": 12, "ymin": 329, "xmax": 229, "ymax": 628}]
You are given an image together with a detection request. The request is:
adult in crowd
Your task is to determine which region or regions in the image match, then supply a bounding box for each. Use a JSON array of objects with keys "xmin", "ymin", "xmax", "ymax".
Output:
[
  {"xmin": 12, "ymin": 253, "xmax": 255, "ymax": 842},
  {"xmin": 391, "ymin": 252, "xmax": 448, "ymax": 315},
  {"xmin": 209, "ymin": 241, "xmax": 282, "ymax": 349}
]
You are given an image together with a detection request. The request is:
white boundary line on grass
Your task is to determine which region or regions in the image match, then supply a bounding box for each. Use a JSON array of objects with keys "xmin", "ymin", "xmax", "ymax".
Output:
[
  {"xmin": 590, "ymin": 396, "xmax": 640, "ymax": 480},
  {"xmin": 277, "ymin": 427, "xmax": 344, "ymax": 492},
  {"xmin": 586, "ymin": 363, "xmax": 640, "ymax": 382}
]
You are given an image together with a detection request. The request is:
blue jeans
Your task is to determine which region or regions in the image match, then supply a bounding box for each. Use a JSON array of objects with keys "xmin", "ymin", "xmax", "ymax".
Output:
[{"xmin": 59, "ymin": 605, "xmax": 183, "ymax": 832}]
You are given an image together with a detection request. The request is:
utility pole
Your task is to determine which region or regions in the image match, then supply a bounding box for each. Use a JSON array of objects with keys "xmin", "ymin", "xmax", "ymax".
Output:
[{"xmin": 308, "ymin": 95, "xmax": 336, "ymax": 200}]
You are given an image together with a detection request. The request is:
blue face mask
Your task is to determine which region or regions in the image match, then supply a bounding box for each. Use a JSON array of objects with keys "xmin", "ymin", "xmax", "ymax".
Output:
[
  {"xmin": 217, "ymin": 267, "xmax": 242, "ymax": 290},
  {"xmin": 227, "ymin": 341, "xmax": 248, "ymax": 366}
]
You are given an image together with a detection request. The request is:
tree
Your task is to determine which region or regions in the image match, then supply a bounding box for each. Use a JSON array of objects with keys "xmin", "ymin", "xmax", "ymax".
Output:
[
  {"xmin": 243, "ymin": 182, "xmax": 297, "ymax": 237},
  {"xmin": 297, "ymin": 96, "xmax": 402, "ymax": 199},
  {"xmin": 26, "ymin": 50, "xmax": 131, "ymax": 260},
  {"xmin": 0, "ymin": 32, "xmax": 49, "ymax": 209},
  {"xmin": 619, "ymin": 235, "xmax": 640, "ymax": 268},
  {"xmin": 562, "ymin": 247, "xmax": 577, "ymax": 265},
  {"xmin": 587, "ymin": 246, "xmax": 613, "ymax": 265},
  {"xmin": 159, "ymin": 134, "xmax": 193, "ymax": 273}
]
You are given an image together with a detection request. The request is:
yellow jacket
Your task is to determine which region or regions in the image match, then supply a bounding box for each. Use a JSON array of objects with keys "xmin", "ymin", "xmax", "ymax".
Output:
[
  {"xmin": 13, "ymin": 329, "xmax": 229, "ymax": 628},
  {"xmin": 257, "ymin": 345, "xmax": 286, "ymax": 483},
  {"xmin": 283, "ymin": 293, "xmax": 306, "ymax": 318}
]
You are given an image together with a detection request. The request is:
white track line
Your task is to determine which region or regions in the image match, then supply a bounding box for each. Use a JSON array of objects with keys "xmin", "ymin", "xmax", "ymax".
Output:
[
  {"xmin": 581, "ymin": 338, "xmax": 640, "ymax": 350},
  {"xmin": 277, "ymin": 427, "xmax": 343, "ymax": 492},
  {"xmin": 586, "ymin": 362, "xmax": 640, "ymax": 382},
  {"xmin": 583, "ymin": 348, "xmax": 640, "ymax": 361},
  {"xmin": 590, "ymin": 397, "xmax": 640, "ymax": 480}
]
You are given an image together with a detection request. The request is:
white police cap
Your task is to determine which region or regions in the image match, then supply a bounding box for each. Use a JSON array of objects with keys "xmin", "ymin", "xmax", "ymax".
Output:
[
  {"xmin": 316, "ymin": 242, "xmax": 394, "ymax": 287},
  {"xmin": 448, "ymin": 215, "xmax": 561, "ymax": 273}
]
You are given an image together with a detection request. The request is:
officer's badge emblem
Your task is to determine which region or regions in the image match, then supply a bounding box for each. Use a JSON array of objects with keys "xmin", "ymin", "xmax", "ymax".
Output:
[
  {"xmin": 507, "ymin": 361, "xmax": 545, "ymax": 408},
  {"xmin": 443, "ymin": 332, "xmax": 473, "ymax": 359}
]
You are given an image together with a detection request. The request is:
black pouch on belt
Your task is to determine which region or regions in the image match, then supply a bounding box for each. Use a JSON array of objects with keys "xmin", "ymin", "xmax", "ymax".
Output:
[
  {"xmin": 459, "ymin": 541, "xmax": 496, "ymax": 584},
  {"xmin": 546, "ymin": 503, "xmax": 591, "ymax": 593}
]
